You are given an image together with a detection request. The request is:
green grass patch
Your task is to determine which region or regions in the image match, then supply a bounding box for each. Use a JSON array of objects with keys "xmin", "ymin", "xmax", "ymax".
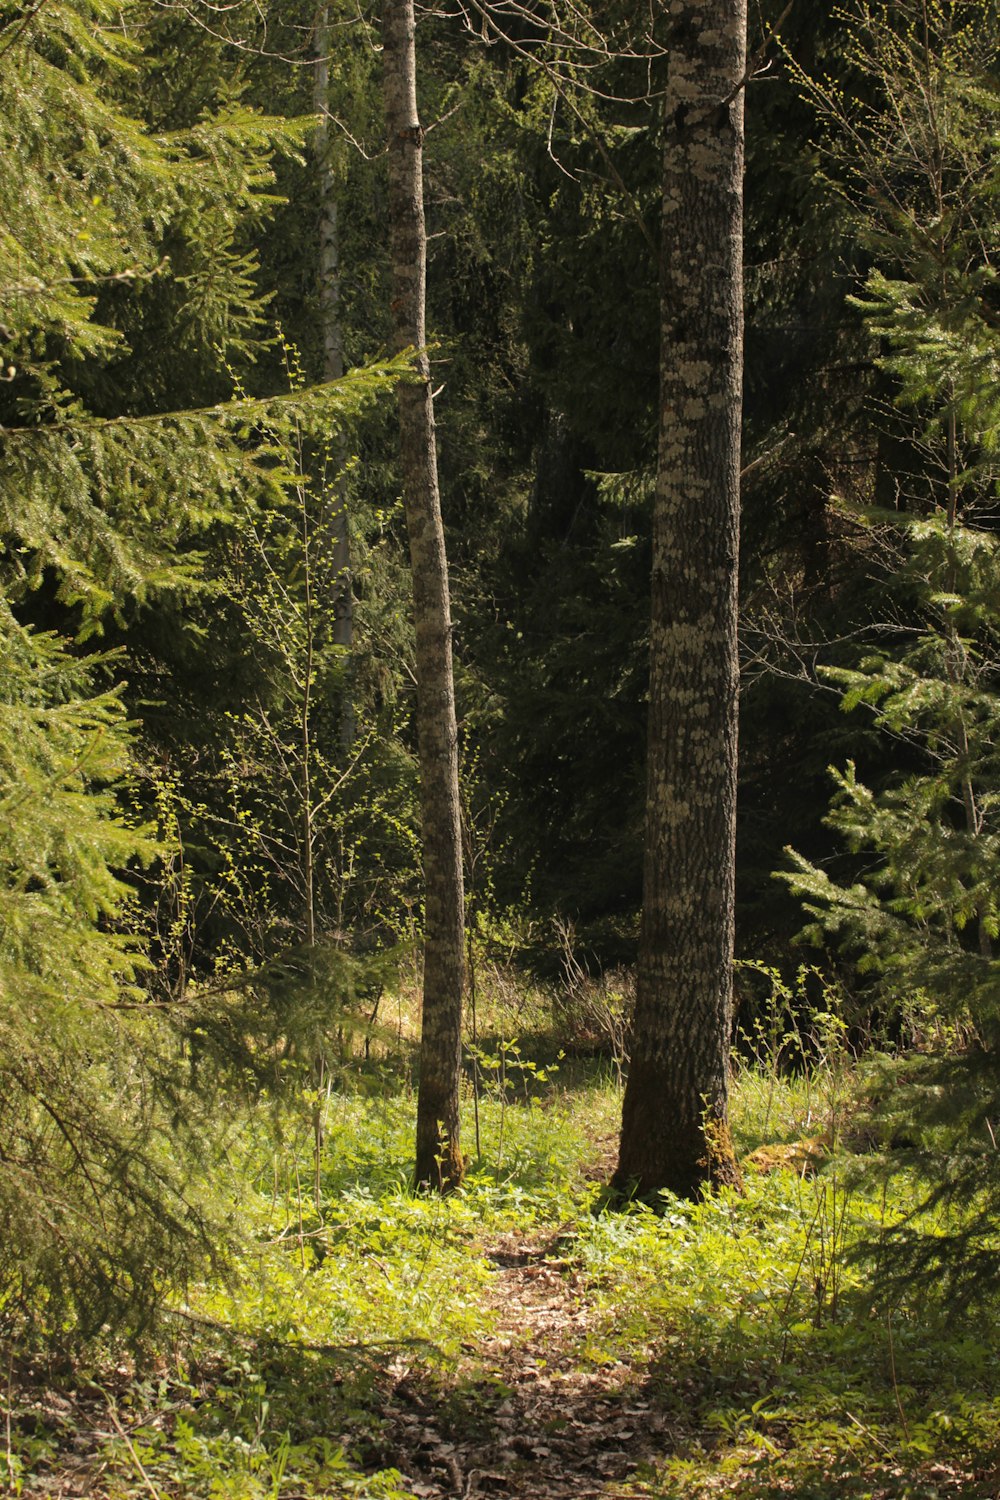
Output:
[{"xmin": 8, "ymin": 1018, "xmax": 1000, "ymax": 1499}]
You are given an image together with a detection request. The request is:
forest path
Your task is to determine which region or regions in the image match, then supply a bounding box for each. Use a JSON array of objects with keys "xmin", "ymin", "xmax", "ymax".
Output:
[{"xmin": 374, "ymin": 1227, "xmax": 680, "ymax": 1500}]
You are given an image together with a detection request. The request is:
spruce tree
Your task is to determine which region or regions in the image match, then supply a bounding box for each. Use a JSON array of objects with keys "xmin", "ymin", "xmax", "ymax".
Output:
[
  {"xmin": 0, "ymin": 0, "xmax": 395, "ymax": 1339},
  {"xmin": 782, "ymin": 0, "xmax": 1000, "ymax": 1294}
]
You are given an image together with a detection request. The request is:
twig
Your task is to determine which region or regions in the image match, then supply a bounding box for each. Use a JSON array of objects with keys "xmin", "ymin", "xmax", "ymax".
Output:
[
  {"xmin": 461, "ymin": 0, "xmax": 657, "ymax": 254},
  {"xmin": 3, "ymin": 1350, "xmax": 13, "ymax": 1487},
  {"xmin": 718, "ymin": 0, "xmax": 795, "ymax": 111},
  {"xmin": 845, "ymin": 1408, "xmax": 896, "ymax": 1457},
  {"xmin": 885, "ymin": 1309, "xmax": 911, "ymax": 1443},
  {"xmin": 0, "ymin": 0, "xmax": 53, "ymax": 61},
  {"xmin": 99, "ymin": 1393, "xmax": 165, "ymax": 1500}
]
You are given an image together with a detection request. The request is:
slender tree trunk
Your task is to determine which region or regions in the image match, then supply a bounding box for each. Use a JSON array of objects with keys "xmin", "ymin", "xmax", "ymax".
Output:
[
  {"xmin": 383, "ymin": 0, "xmax": 465, "ymax": 1190},
  {"xmin": 941, "ymin": 404, "xmax": 991, "ymax": 959},
  {"xmin": 314, "ymin": 11, "xmax": 356, "ymax": 747},
  {"xmin": 313, "ymin": 10, "xmax": 344, "ymax": 393},
  {"xmin": 613, "ymin": 0, "xmax": 747, "ymax": 1200}
]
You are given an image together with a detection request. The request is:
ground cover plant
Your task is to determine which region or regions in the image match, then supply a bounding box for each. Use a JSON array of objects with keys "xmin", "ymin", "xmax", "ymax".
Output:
[{"xmin": 5, "ymin": 976, "xmax": 1000, "ymax": 1500}]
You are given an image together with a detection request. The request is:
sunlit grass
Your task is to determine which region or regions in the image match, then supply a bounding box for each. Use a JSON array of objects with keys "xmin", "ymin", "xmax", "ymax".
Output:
[{"xmin": 10, "ymin": 976, "xmax": 1000, "ymax": 1499}]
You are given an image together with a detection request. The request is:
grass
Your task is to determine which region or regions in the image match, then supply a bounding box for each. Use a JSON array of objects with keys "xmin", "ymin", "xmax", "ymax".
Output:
[{"xmin": 6, "ymin": 975, "xmax": 1000, "ymax": 1498}]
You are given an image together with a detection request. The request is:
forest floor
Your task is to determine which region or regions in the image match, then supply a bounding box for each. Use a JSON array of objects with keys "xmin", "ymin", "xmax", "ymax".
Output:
[
  {"xmin": 7, "ymin": 993, "xmax": 1000, "ymax": 1500},
  {"xmin": 370, "ymin": 1217, "xmax": 679, "ymax": 1500}
]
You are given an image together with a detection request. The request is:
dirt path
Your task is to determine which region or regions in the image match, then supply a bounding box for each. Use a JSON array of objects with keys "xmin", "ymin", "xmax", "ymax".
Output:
[
  {"xmin": 9, "ymin": 1231, "xmax": 685, "ymax": 1498},
  {"xmin": 374, "ymin": 1230, "xmax": 681, "ymax": 1500}
]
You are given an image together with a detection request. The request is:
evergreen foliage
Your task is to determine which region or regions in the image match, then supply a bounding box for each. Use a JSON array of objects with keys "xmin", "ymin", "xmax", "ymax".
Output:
[
  {"xmin": 0, "ymin": 601, "xmax": 229, "ymax": 1338},
  {"xmin": 782, "ymin": 0, "xmax": 1000, "ymax": 1291},
  {"xmin": 0, "ymin": 0, "xmax": 399, "ymax": 1338}
]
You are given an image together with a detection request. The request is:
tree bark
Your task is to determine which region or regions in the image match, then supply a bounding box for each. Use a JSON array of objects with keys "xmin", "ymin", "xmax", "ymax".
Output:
[
  {"xmin": 613, "ymin": 0, "xmax": 746, "ymax": 1200},
  {"xmin": 383, "ymin": 0, "xmax": 465, "ymax": 1190},
  {"xmin": 314, "ymin": 11, "xmax": 356, "ymax": 750}
]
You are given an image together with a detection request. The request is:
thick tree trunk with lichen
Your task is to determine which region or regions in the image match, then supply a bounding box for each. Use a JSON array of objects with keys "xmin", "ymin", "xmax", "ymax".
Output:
[
  {"xmin": 613, "ymin": 0, "xmax": 746, "ymax": 1201},
  {"xmin": 383, "ymin": 0, "xmax": 465, "ymax": 1190}
]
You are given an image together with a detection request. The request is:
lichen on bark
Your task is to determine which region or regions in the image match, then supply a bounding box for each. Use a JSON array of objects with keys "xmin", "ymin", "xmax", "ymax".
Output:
[{"xmin": 613, "ymin": 0, "xmax": 747, "ymax": 1202}]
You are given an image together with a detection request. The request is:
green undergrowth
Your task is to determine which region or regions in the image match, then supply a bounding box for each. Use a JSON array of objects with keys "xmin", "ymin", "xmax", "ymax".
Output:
[
  {"xmin": 194, "ymin": 1079, "xmax": 611, "ymax": 1357},
  {"xmin": 576, "ymin": 1175, "xmax": 1000, "ymax": 1496},
  {"xmin": 7, "ymin": 1013, "xmax": 1000, "ymax": 1499}
]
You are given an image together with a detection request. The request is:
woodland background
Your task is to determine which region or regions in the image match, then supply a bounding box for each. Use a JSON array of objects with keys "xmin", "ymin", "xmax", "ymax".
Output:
[{"xmin": 4, "ymin": 0, "xmax": 1000, "ymax": 1495}]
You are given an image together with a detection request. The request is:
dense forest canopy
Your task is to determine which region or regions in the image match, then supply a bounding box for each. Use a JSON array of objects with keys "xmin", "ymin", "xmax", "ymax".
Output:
[{"xmin": 4, "ymin": 0, "xmax": 1000, "ymax": 1494}]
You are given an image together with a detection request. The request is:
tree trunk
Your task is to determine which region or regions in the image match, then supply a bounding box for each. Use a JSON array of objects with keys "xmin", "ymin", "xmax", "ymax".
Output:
[
  {"xmin": 314, "ymin": 11, "xmax": 356, "ymax": 749},
  {"xmin": 613, "ymin": 0, "xmax": 746, "ymax": 1201},
  {"xmin": 383, "ymin": 0, "xmax": 465, "ymax": 1190}
]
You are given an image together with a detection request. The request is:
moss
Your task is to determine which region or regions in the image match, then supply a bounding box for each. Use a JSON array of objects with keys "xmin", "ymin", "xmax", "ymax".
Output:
[
  {"xmin": 743, "ymin": 1135, "xmax": 829, "ymax": 1177},
  {"xmin": 703, "ymin": 1116, "xmax": 745, "ymax": 1192}
]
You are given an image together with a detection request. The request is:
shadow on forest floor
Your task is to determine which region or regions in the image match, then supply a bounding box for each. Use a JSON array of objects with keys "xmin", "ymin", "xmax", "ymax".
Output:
[{"xmin": 8, "ymin": 1064, "xmax": 1000, "ymax": 1500}]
